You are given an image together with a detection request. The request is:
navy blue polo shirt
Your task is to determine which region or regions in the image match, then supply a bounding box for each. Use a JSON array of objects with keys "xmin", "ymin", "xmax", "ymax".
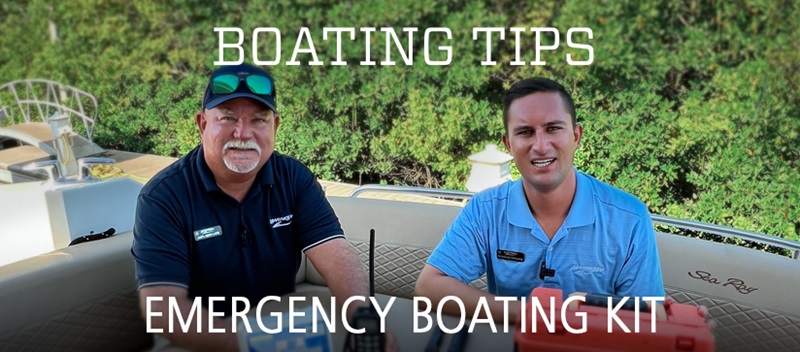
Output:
[{"xmin": 131, "ymin": 146, "xmax": 343, "ymax": 312}]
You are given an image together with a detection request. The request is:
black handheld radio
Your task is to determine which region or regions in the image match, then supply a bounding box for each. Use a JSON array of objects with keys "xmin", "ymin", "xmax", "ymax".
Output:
[{"xmin": 344, "ymin": 229, "xmax": 385, "ymax": 352}]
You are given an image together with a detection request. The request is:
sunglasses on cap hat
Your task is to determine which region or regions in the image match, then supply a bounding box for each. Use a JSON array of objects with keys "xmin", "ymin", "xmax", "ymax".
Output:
[
  {"xmin": 203, "ymin": 63, "xmax": 278, "ymax": 112},
  {"xmin": 211, "ymin": 74, "xmax": 273, "ymax": 95}
]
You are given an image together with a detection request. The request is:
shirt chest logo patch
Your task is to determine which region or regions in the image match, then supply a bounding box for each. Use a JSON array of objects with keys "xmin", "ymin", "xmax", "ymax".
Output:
[
  {"xmin": 571, "ymin": 264, "xmax": 605, "ymax": 274},
  {"xmin": 193, "ymin": 225, "xmax": 222, "ymax": 241},
  {"xmin": 270, "ymin": 214, "xmax": 293, "ymax": 229}
]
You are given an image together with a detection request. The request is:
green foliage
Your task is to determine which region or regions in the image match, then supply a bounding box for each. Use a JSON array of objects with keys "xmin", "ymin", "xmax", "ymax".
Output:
[{"xmin": 0, "ymin": 0, "xmax": 798, "ymax": 242}]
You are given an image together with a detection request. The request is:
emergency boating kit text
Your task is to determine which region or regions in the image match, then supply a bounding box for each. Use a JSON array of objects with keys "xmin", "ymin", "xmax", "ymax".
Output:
[
  {"xmin": 145, "ymin": 295, "xmax": 664, "ymax": 335},
  {"xmin": 214, "ymin": 27, "xmax": 594, "ymax": 66}
]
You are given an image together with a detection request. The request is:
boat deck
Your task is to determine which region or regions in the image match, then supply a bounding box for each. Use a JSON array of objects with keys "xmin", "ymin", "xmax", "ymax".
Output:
[
  {"xmin": 0, "ymin": 145, "xmax": 50, "ymax": 183},
  {"xmin": 0, "ymin": 143, "xmax": 462, "ymax": 206}
]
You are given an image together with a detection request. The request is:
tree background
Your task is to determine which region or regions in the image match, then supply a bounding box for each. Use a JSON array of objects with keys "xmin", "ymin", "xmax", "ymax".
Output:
[{"xmin": 1, "ymin": 0, "xmax": 798, "ymax": 242}]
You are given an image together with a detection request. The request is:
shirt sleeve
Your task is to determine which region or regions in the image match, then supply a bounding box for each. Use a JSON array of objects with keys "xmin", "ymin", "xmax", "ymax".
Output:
[
  {"xmin": 426, "ymin": 197, "xmax": 489, "ymax": 284},
  {"xmin": 131, "ymin": 193, "xmax": 191, "ymax": 289},
  {"xmin": 290, "ymin": 163, "xmax": 344, "ymax": 251},
  {"xmin": 614, "ymin": 210, "xmax": 666, "ymax": 298}
]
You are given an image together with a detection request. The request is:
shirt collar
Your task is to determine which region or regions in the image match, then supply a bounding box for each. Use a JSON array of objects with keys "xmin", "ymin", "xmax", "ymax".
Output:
[
  {"xmin": 508, "ymin": 179, "xmax": 534, "ymax": 228},
  {"xmin": 196, "ymin": 146, "xmax": 276, "ymax": 193},
  {"xmin": 507, "ymin": 169, "xmax": 595, "ymax": 229},
  {"xmin": 564, "ymin": 171, "xmax": 594, "ymax": 228}
]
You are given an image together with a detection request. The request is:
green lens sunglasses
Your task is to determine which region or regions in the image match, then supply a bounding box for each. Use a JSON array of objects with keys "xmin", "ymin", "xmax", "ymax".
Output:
[{"xmin": 211, "ymin": 74, "xmax": 273, "ymax": 95}]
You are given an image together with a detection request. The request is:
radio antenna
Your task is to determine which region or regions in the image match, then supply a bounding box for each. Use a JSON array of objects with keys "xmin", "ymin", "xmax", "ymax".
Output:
[{"xmin": 369, "ymin": 228, "xmax": 375, "ymax": 297}]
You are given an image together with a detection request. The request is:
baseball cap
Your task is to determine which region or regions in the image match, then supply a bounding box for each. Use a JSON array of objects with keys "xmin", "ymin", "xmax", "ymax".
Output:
[{"xmin": 202, "ymin": 63, "xmax": 278, "ymax": 113}]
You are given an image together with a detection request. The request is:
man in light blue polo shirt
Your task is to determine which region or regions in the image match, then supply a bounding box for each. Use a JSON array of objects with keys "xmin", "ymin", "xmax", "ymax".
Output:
[{"xmin": 416, "ymin": 77, "xmax": 665, "ymax": 322}]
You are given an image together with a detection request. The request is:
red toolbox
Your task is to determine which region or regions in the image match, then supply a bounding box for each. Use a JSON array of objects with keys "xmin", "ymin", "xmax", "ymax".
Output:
[{"xmin": 514, "ymin": 287, "xmax": 714, "ymax": 352}]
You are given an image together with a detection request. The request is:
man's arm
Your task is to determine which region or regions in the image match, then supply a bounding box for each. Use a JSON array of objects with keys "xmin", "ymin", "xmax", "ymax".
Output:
[
  {"xmin": 615, "ymin": 211, "xmax": 665, "ymax": 298},
  {"xmin": 138, "ymin": 285, "xmax": 238, "ymax": 352},
  {"xmin": 304, "ymin": 237, "xmax": 369, "ymax": 317},
  {"xmin": 305, "ymin": 238, "xmax": 399, "ymax": 351},
  {"xmin": 416, "ymin": 264, "xmax": 522, "ymax": 323},
  {"xmin": 414, "ymin": 193, "xmax": 521, "ymax": 322}
]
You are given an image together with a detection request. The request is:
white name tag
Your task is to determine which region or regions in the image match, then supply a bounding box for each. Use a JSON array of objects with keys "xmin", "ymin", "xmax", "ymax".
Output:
[{"xmin": 194, "ymin": 225, "xmax": 222, "ymax": 241}]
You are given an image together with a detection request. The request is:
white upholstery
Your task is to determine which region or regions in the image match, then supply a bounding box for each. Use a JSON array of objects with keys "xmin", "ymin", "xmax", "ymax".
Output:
[
  {"xmin": 0, "ymin": 233, "xmax": 151, "ymax": 351},
  {"xmin": 1, "ymin": 196, "xmax": 798, "ymax": 351}
]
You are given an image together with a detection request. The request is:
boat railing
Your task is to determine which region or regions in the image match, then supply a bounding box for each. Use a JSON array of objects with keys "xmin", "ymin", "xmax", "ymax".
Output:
[
  {"xmin": 349, "ymin": 184, "xmax": 800, "ymax": 260},
  {"xmin": 0, "ymin": 79, "xmax": 98, "ymax": 143},
  {"xmin": 349, "ymin": 184, "xmax": 475, "ymax": 201}
]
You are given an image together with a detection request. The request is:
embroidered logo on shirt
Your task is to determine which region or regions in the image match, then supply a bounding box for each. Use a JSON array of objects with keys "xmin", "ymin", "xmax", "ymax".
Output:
[
  {"xmin": 571, "ymin": 264, "xmax": 605, "ymax": 274},
  {"xmin": 270, "ymin": 214, "xmax": 293, "ymax": 228},
  {"xmin": 496, "ymin": 249, "xmax": 525, "ymax": 262},
  {"xmin": 193, "ymin": 225, "xmax": 222, "ymax": 241}
]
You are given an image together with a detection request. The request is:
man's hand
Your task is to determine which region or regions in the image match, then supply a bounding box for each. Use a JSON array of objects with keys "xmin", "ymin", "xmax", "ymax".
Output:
[
  {"xmin": 663, "ymin": 296, "xmax": 717, "ymax": 329},
  {"xmin": 306, "ymin": 239, "xmax": 398, "ymax": 351},
  {"xmin": 384, "ymin": 330, "xmax": 398, "ymax": 352},
  {"xmin": 138, "ymin": 285, "xmax": 239, "ymax": 352}
]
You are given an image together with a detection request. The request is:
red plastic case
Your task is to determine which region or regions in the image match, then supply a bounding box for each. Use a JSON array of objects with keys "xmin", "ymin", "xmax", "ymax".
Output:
[{"xmin": 514, "ymin": 288, "xmax": 714, "ymax": 352}]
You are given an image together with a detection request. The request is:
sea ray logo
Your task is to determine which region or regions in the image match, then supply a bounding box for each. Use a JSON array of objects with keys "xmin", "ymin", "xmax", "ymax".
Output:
[{"xmin": 270, "ymin": 214, "xmax": 293, "ymax": 229}]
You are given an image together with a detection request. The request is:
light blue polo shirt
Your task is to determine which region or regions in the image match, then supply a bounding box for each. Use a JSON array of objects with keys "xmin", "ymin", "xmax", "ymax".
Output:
[{"xmin": 427, "ymin": 171, "xmax": 665, "ymax": 299}]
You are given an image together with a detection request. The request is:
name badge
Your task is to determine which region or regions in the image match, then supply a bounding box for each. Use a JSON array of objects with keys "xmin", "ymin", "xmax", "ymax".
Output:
[
  {"xmin": 496, "ymin": 249, "xmax": 525, "ymax": 262},
  {"xmin": 194, "ymin": 225, "xmax": 222, "ymax": 241}
]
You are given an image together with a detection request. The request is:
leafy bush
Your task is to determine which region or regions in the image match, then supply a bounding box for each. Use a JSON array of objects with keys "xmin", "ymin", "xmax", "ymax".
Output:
[{"xmin": 0, "ymin": 0, "xmax": 797, "ymax": 243}]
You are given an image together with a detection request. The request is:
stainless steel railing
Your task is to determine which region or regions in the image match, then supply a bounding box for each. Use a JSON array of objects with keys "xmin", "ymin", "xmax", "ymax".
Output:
[
  {"xmin": 349, "ymin": 184, "xmax": 800, "ymax": 259},
  {"xmin": 349, "ymin": 184, "xmax": 475, "ymax": 201},
  {"xmin": 650, "ymin": 215, "xmax": 800, "ymax": 259}
]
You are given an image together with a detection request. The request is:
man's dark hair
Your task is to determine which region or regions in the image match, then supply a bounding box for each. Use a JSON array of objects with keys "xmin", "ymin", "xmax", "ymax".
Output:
[{"xmin": 502, "ymin": 78, "xmax": 577, "ymax": 132}]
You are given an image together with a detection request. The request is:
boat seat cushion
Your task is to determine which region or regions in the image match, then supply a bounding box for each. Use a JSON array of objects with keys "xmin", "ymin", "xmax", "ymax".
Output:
[{"xmin": 302, "ymin": 197, "xmax": 488, "ymax": 298}]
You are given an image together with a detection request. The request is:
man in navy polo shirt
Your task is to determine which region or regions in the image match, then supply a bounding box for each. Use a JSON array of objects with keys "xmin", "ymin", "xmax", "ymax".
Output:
[
  {"xmin": 132, "ymin": 63, "xmax": 373, "ymax": 351},
  {"xmin": 416, "ymin": 78, "xmax": 667, "ymax": 323}
]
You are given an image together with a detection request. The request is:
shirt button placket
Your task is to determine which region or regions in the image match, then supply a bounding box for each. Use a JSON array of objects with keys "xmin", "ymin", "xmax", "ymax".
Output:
[{"xmin": 239, "ymin": 205, "xmax": 250, "ymax": 246}]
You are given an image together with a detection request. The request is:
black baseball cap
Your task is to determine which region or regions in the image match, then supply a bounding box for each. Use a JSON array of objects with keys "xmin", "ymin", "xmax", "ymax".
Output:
[{"xmin": 202, "ymin": 63, "xmax": 278, "ymax": 113}]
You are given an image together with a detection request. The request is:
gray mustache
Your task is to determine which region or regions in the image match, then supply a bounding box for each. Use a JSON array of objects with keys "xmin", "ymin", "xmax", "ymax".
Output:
[{"xmin": 223, "ymin": 140, "xmax": 261, "ymax": 154}]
